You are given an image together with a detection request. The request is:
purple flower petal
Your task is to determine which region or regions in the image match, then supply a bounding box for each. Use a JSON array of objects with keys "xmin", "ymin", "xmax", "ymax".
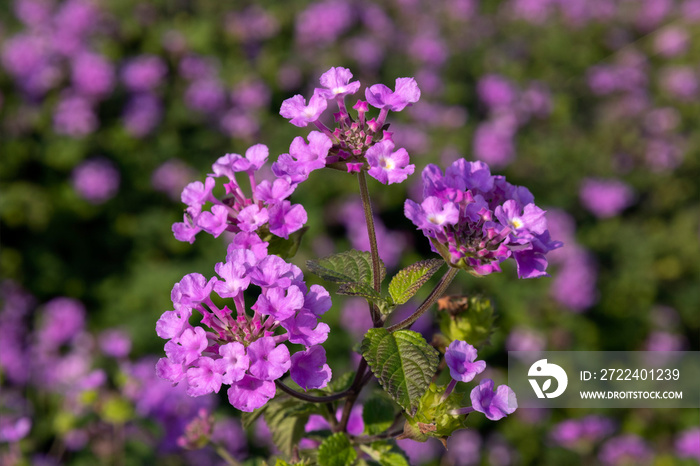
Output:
[
  {"xmin": 227, "ymin": 375, "xmax": 276, "ymax": 412},
  {"xmin": 290, "ymin": 346, "xmax": 332, "ymax": 390},
  {"xmin": 444, "ymin": 340, "xmax": 486, "ymax": 383}
]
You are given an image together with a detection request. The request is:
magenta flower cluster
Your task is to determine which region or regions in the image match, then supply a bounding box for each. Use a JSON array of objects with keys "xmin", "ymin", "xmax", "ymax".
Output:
[
  {"xmin": 275, "ymin": 66, "xmax": 419, "ymax": 185},
  {"xmin": 405, "ymin": 159, "xmax": 561, "ymax": 278},
  {"xmin": 156, "ymin": 233, "xmax": 332, "ymax": 412},
  {"xmin": 444, "ymin": 340, "xmax": 517, "ymax": 422},
  {"xmin": 172, "ymin": 144, "xmax": 307, "ymax": 244}
]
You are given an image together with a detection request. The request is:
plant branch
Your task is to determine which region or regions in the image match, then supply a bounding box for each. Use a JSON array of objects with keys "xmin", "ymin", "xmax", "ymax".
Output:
[
  {"xmin": 274, "ymin": 380, "xmax": 350, "ymax": 403},
  {"xmin": 357, "ymin": 170, "xmax": 382, "ymax": 326},
  {"xmin": 336, "ymin": 358, "xmax": 368, "ymax": 432},
  {"xmin": 387, "ymin": 267, "xmax": 459, "ymax": 332},
  {"xmin": 352, "ymin": 428, "xmax": 405, "ymax": 444}
]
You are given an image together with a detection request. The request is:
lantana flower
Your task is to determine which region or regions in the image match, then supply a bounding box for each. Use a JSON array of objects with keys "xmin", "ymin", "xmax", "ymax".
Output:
[
  {"xmin": 276, "ymin": 66, "xmax": 418, "ymax": 185},
  {"xmin": 172, "ymin": 144, "xmax": 307, "ymax": 244},
  {"xmin": 156, "ymin": 233, "xmax": 332, "ymax": 412},
  {"xmin": 405, "ymin": 158, "xmax": 561, "ymax": 278}
]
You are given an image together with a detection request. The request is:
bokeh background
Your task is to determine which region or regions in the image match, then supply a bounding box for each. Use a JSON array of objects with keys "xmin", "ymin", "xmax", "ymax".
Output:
[{"xmin": 1, "ymin": 0, "xmax": 699, "ymax": 464}]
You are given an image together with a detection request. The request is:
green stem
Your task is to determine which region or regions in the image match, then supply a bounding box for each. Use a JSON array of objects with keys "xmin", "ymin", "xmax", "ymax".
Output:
[
  {"xmin": 274, "ymin": 380, "xmax": 350, "ymax": 403},
  {"xmin": 357, "ymin": 171, "xmax": 382, "ymax": 326},
  {"xmin": 213, "ymin": 441, "xmax": 241, "ymax": 466},
  {"xmin": 386, "ymin": 267, "xmax": 458, "ymax": 332},
  {"xmin": 353, "ymin": 429, "xmax": 405, "ymax": 444}
]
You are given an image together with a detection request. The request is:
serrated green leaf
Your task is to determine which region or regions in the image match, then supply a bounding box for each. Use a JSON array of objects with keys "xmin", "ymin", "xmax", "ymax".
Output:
[
  {"xmin": 337, "ymin": 282, "xmax": 382, "ymax": 300},
  {"xmin": 317, "ymin": 432, "xmax": 357, "ymax": 466},
  {"xmin": 362, "ymin": 396, "xmax": 396, "ymax": 435},
  {"xmin": 307, "ymin": 250, "xmax": 386, "ymax": 287},
  {"xmin": 388, "ymin": 259, "xmax": 444, "ymax": 305},
  {"xmin": 361, "ymin": 329, "xmax": 440, "ymax": 416}
]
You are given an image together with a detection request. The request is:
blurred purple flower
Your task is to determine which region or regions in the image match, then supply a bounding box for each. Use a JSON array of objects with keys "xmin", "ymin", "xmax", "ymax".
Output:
[
  {"xmin": 506, "ymin": 327, "xmax": 546, "ymax": 353},
  {"xmin": 185, "ymin": 79, "xmax": 227, "ymax": 113},
  {"xmin": 340, "ymin": 297, "xmax": 373, "ymax": 338},
  {"xmin": 71, "ymin": 158, "xmax": 120, "ymax": 204},
  {"xmin": 0, "ymin": 417, "xmax": 31, "ymax": 443},
  {"xmin": 37, "ymin": 297, "xmax": 85, "ymax": 349},
  {"xmin": 121, "ymin": 55, "xmax": 168, "ymax": 91},
  {"xmin": 645, "ymin": 138, "xmax": 684, "ymax": 172},
  {"xmin": 152, "ymin": 159, "xmax": 197, "ymax": 201},
  {"xmin": 599, "ymin": 434, "xmax": 653, "ymax": 466},
  {"xmin": 675, "ymin": 428, "xmax": 700, "ymax": 461},
  {"xmin": 123, "ymin": 93, "xmax": 162, "ymax": 138},
  {"xmin": 550, "ymin": 415, "xmax": 615, "ymax": 450},
  {"xmin": 478, "ymin": 74, "xmax": 518, "ymax": 109},
  {"xmin": 660, "ymin": 66, "xmax": 698, "ymax": 100},
  {"xmin": 225, "ymin": 6, "xmax": 279, "ymax": 42},
  {"xmin": 579, "ymin": 178, "xmax": 635, "ymax": 218},
  {"xmin": 231, "ymin": 80, "xmax": 271, "ymax": 110},
  {"xmin": 653, "ymin": 26, "xmax": 689, "ymax": 57},
  {"xmin": 473, "ymin": 121, "xmax": 516, "ymax": 168},
  {"xmin": 71, "ymin": 52, "xmax": 115, "ymax": 98},
  {"xmin": 179, "ymin": 55, "xmax": 219, "ymax": 81},
  {"xmin": 295, "ymin": 0, "xmax": 354, "ymax": 46},
  {"xmin": 53, "ymin": 94, "xmax": 98, "ymax": 137},
  {"xmin": 644, "ymin": 331, "xmax": 686, "ymax": 352},
  {"xmin": 14, "ymin": 0, "xmax": 53, "ymax": 27},
  {"xmin": 397, "ymin": 437, "xmax": 444, "ymax": 465},
  {"xmin": 550, "ymin": 247, "xmax": 597, "ymax": 312},
  {"xmin": 99, "ymin": 329, "xmax": 132, "ymax": 358},
  {"xmin": 445, "ymin": 429, "xmax": 481, "ymax": 465}
]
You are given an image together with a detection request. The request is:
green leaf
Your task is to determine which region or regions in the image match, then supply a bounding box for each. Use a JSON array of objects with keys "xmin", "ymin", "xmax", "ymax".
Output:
[
  {"xmin": 337, "ymin": 282, "xmax": 382, "ymax": 300},
  {"xmin": 266, "ymin": 227, "xmax": 308, "ymax": 259},
  {"xmin": 241, "ymin": 406, "xmax": 266, "ymax": 429},
  {"xmin": 317, "ymin": 432, "xmax": 357, "ymax": 466},
  {"xmin": 307, "ymin": 250, "xmax": 385, "ymax": 287},
  {"xmin": 359, "ymin": 443, "xmax": 410, "ymax": 466},
  {"xmin": 361, "ymin": 329, "xmax": 440, "ymax": 416},
  {"xmin": 262, "ymin": 399, "xmax": 322, "ymax": 456},
  {"xmin": 362, "ymin": 396, "xmax": 396, "ymax": 435},
  {"xmin": 388, "ymin": 259, "xmax": 444, "ymax": 305},
  {"xmin": 378, "ymin": 453, "xmax": 410, "ymax": 466}
]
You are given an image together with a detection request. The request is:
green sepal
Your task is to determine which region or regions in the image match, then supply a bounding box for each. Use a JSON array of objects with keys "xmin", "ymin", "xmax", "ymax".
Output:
[{"xmin": 402, "ymin": 383, "xmax": 469, "ymax": 443}]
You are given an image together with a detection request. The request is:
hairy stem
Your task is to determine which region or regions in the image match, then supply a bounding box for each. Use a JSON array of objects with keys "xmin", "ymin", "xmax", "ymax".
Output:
[
  {"xmin": 274, "ymin": 380, "xmax": 350, "ymax": 403},
  {"xmin": 357, "ymin": 170, "xmax": 382, "ymax": 326},
  {"xmin": 387, "ymin": 267, "xmax": 459, "ymax": 332}
]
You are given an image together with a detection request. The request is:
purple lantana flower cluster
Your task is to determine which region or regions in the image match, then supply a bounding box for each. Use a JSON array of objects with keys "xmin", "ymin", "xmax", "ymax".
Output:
[
  {"xmin": 275, "ymin": 66, "xmax": 419, "ymax": 185},
  {"xmin": 156, "ymin": 233, "xmax": 332, "ymax": 412},
  {"xmin": 444, "ymin": 340, "xmax": 517, "ymax": 422},
  {"xmin": 405, "ymin": 158, "xmax": 562, "ymax": 278},
  {"xmin": 172, "ymin": 144, "xmax": 307, "ymax": 244}
]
